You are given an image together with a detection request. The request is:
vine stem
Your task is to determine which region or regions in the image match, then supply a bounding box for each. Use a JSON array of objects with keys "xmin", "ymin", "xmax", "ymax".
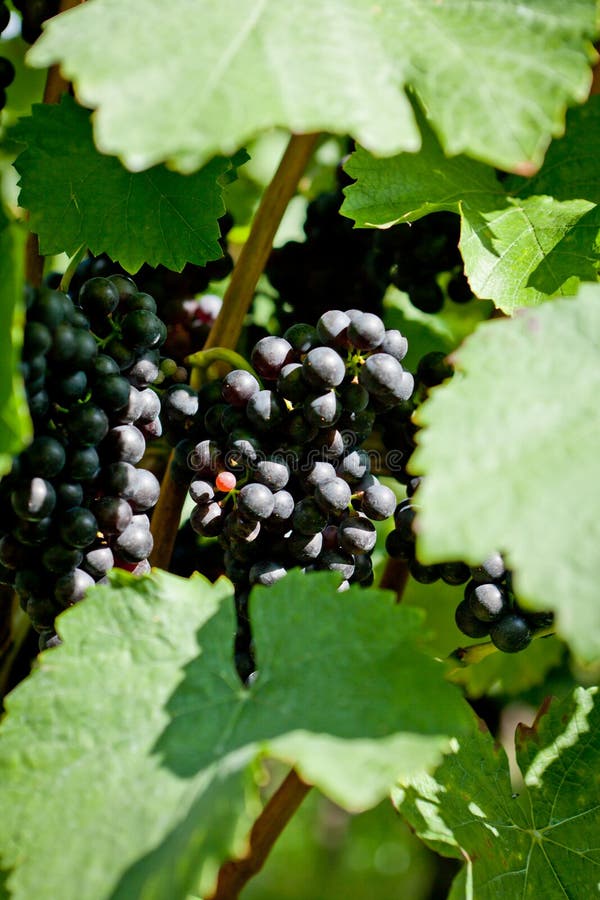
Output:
[
  {"xmin": 446, "ymin": 625, "xmax": 556, "ymax": 676},
  {"xmin": 379, "ymin": 557, "xmax": 409, "ymax": 601},
  {"xmin": 149, "ymin": 132, "xmax": 319, "ymax": 570},
  {"xmin": 204, "ymin": 132, "xmax": 319, "ymax": 352},
  {"xmin": 207, "ymin": 769, "xmax": 311, "ymax": 900},
  {"xmin": 187, "ymin": 346, "xmax": 263, "ymax": 392}
]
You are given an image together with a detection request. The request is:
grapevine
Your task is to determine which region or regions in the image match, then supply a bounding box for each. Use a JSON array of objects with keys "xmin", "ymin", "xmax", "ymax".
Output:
[{"xmin": 0, "ymin": 3, "xmax": 598, "ymax": 900}]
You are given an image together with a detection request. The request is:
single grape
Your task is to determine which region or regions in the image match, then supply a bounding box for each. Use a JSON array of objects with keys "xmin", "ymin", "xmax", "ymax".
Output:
[
  {"xmin": 238, "ymin": 483, "xmax": 275, "ymax": 521},
  {"xmin": 59, "ymin": 507, "xmax": 99, "ymax": 548},
  {"xmin": 11, "ymin": 478, "xmax": 56, "ymax": 521},
  {"xmin": 490, "ymin": 614, "xmax": 532, "ymax": 653},
  {"xmin": 347, "ymin": 312, "xmax": 385, "ymax": 350},
  {"xmin": 113, "ymin": 514, "xmax": 153, "ymax": 562},
  {"xmin": 215, "ymin": 471, "xmax": 237, "ymax": 493},
  {"xmin": 78, "ymin": 277, "xmax": 120, "ymax": 317},
  {"xmin": 102, "ymin": 425, "xmax": 146, "ymax": 464},
  {"xmin": 190, "ymin": 501, "xmax": 225, "ymax": 537},
  {"xmin": 222, "ymin": 369, "xmax": 260, "ymax": 407},
  {"xmin": 246, "ymin": 390, "xmax": 286, "ymax": 432},
  {"xmin": 23, "ymin": 436, "xmax": 66, "ymax": 478},
  {"xmin": 251, "ymin": 336, "xmax": 293, "ymax": 379},
  {"xmin": 339, "ymin": 515, "xmax": 376, "ymax": 553},
  {"xmin": 249, "ymin": 560, "xmax": 287, "ymax": 586},
  {"xmin": 303, "ymin": 346, "xmax": 346, "ymax": 389},
  {"xmin": 93, "ymin": 496, "xmax": 133, "ymax": 535},
  {"xmin": 316, "ymin": 310, "xmax": 350, "ymax": 345},
  {"xmin": 314, "ymin": 477, "xmax": 352, "ymax": 515},
  {"xmin": 455, "ymin": 599, "xmax": 490, "ymax": 639},
  {"xmin": 468, "ymin": 582, "xmax": 509, "ymax": 622},
  {"xmin": 304, "ymin": 391, "xmax": 341, "ymax": 428}
]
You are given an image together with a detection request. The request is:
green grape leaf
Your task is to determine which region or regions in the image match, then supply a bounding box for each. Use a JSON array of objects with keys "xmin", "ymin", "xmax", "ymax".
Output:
[
  {"xmin": 342, "ymin": 101, "xmax": 600, "ymax": 312},
  {"xmin": 409, "ymin": 286, "xmax": 600, "ymax": 662},
  {"xmin": 27, "ymin": 0, "xmax": 597, "ymax": 174},
  {"xmin": 0, "ymin": 569, "xmax": 470, "ymax": 900},
  {"xmin": 10, "ymin": 96, "xmax": 248, "ymax": 273},
  {"xmin": 0, "ymin": 207, "xmax": 31, "ymax": 477},
  {"xmin": 394, "ymin": 686, "xmax": 600, "ymax": 897}
]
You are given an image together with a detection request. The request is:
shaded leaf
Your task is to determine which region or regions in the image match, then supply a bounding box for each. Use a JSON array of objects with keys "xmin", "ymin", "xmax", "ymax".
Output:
[
  {"xmin": 409, "ymin": 286, "xmax": 600, "ymax": 662},
  {"xmin": 0, "ymin": 569, "xmax": 470, "ymax": 900},
  {"xmin": 27, "ymin": 0, "xmax": 597, "ymax": 173},
  {"xmin": 11, "ymin": 96, "xmax": 247, "ymax": 273}
]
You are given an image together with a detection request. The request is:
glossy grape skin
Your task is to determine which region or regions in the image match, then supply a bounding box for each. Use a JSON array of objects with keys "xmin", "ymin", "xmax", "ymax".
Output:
[{"xmin": 490, "ymin": 614, "xmax": 532, "ymax": 653}]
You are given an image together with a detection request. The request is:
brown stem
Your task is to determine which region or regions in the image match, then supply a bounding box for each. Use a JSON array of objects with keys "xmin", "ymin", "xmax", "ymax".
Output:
[
  {"xmin": 150, "ymin": 133, "xmax": 319, "ymax": 571},
  {"xmin": 207, "ymin": 769, "xmax": 311, "ymax": 900},
  {"xmin": 379, "ymin": 557, "xmax": 409, "ymax": 602},
  {"xmin": 204, "ymin": 132, "xmax": 320, "ymax": 352},
  {"xmin": 148, "ymin": 451, "xmax": 188, "ymax": 569}
]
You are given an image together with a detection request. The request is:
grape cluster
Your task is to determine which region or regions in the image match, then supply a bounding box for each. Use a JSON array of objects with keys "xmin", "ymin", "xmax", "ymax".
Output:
[
  {"xmin": 66, "ymin": 214, "xmax": 232, "ymax": 365},
  {"xmin": 371, "ymin": 212, "xmax": 472, "ymax": 313},
  {"xmin": 0, "ymin": 276, "xmax": 164, "ymax": 648},
  {"xmin": 266, "ymin": 191, "xmax": 384, "ymax": 328},
  {"xmin": 0, "ymin": 2, "xmax": 16, "ymax": 112},
  {"xmin": 12, "ymin": 0, "xmax": 59, "ymax": 44},
  {"xmin": 162, "ymin": 310, "xmax": 411, "ymax": 671},
  {"xmin": 386, "ymin": 480, "xmax": 553, "ymax": 654},
  {"xmin": 265, "ymin": 179, "xmax": 473, "ymax": 326}
]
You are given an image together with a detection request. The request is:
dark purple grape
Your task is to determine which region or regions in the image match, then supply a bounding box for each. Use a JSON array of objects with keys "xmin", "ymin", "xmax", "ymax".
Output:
[
  {"xmin": 303, "ymin": 346, "xmax": 346, "ymax": 389},
  {"xmin": 238, "ymin": 483, "xmax": 274, "ymax": 521},
  {"xmin": 222, "ymin": 370, "xmax": 260, "ymax": 407},
  {"xmin": 455, "ymin": 599, "xmax": 490, "ymax": 639},
  {"xmin": 339, "ymin": 515, "xmax": 376, "ymax": 553},
  {"xmin": 288, "ymin": 531, "xmax": 323, "ymax": 562},
  {"xmin": 113, "ymin": 514, "xmax": 153, "ymax": 562},
  {"xmin": 128, "ymin": 468, "xmax": 160, "ymax": 512},
  {"xmin": 190, "ymin": 501, "xmax": 225, "ymax": 537},
  {"xmin": 59, "ymin": 507, "xmax": 98, "ymax": 548},
  {"xmin": 292, "ymin": 498, "xmax": 327, "ymax": 535},
  {"xmin": 304, "ymin": 391, "xmax": 341, "ymax": 428},
  {"xmin": 316, "ymin": 310, "xmax": 350, "ymax": 345},
  {"xmin": 470, "ymin": 552, "xmax": 506, "ymax": 583},
  {"xmin": 82, "ymin": 545, "xmax": 114, "ymax": 579},
  {"xmin": 254, "ymin": 457, "xmax": 290, "ymax": 491},
  {"xmin": 379, "ymin": 330, "xmax": 408, "ymax": 361},
  {"xmin": 251, "ymin": 336, "xmax": 293, "ymax": 379},
  {"xmin": 54, "ymin": 568, "xmax": 95, "ymax": 606},
  {"xmin": 468, "ymin": 583, "xmax": 509, "ymax": 622},
  {"xmin": 23, "ymin": 436, "xmax": 66, "ymax": 478},
  {"xmin": 314, "ymin": 477, "xmax": 352, "ymax": 515},
  {"xmin": 42, "ymin": 542, "xmax": 83, "ymax": 575},
  {"xmin": 246, "ymin": 390, "xmax": 286, "ymax": 432},
  {"xmin": 11, "ymin": 478, "xmax": 56, "ymax": 521},
  {"xmin": 361, "ymin": 483, "xmax": 396, "ymax": 521},
  {"xmin": 283, "ymin": 323, "xmax": 319, "ymax": 353},
  {"xmin": 249, "ymin": 560, "xmax": 287, "ymax": 586},
  {"xmin": 347, "ymin": 312, "xmax": 385, "ymax": 350},
  {"xmin": 78, "ymin": 277, "xmax": 120, "ymax": 317},
  {"xmin": 490, "ymin": 614, "xmax": 532, "ymax": 652},
  {"xmin": 102, "ymin": 425, "xmax": 146, "ymax": 464},
  {"xmin": 67, "ymin": 404, "xmax": 110, "ymax": 446},
  {"xmin": 93, "ymin": 497, "xmax": 133, "ymax": 535},
  {"xmin": 319, "ymin": 549, "xmax": 355, "ymax": 580}
]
